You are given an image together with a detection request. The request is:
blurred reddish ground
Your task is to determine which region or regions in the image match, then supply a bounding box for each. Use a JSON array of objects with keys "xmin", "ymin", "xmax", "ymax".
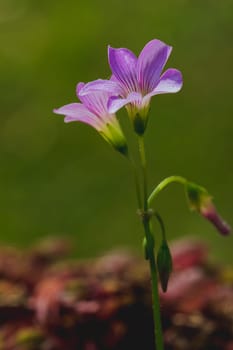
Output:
[{"xmin": 0, "ymin": 237, "xmax": 232, "ymax": 350}]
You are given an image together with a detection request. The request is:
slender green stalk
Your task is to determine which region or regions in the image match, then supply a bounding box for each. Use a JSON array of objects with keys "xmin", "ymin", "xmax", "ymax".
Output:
[
  {"xmin": 148, "ymin": 175, "xmax": 187, "ymax": 206},
  {"xmin": 137, "ymin": 135, "xmax": 164, "ymax": 350}
]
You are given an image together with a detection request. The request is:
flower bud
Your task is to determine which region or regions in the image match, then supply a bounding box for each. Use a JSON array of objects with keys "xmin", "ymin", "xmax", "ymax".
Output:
[
  {"xmin": 157, "ymin": 240, "xmax": 173, "ymax": 292},
  {"xmin": 186, "ymin": 182, "xmax": 231, "ymax": 236}
]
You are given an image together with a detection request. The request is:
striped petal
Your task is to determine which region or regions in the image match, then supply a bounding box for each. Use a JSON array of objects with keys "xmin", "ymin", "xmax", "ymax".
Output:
[
  {"xmin": 152, "ymin": 68, "xmax": 183, "ymax": 94},
  {"xmin": 108, "ymin": 46, "xmax": 139, "ymax": 94},
  {"xmin": 107, "ymin": 92, "xmax": 142, "ymax": 114},
  {"xmin": 137, "ymin": 39, "xmax": 172, "ymax": 93},
  {"xmin": 54, "ymin": 103, "xmax": 102, "ymax": 130},
  {"xmin": 79, "ymin": 79, "xmax": 122, "ymax": 96},
  {"xmin": 142, "ymin": 68, "xmax": 183, "ymax": 106}
]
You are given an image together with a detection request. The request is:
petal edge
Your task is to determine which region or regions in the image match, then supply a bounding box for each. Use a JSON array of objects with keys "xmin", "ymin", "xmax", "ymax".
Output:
[{"xmin": 137, "ymin": 39, "xmax": 172, "ymax": 92}]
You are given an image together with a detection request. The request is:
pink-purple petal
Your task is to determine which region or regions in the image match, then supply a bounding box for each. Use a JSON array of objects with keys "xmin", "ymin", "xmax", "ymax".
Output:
[
  {"xmin": 137, "ymin": 39, "xmax": 172, "ymax": 93},
  {"xmin": 78, "ymin": 89, "xmax": 106, "ymax": 117},
  {"xmin": 53, "ymin": 103, "xmax": 87, "ymax": 116},
  {"xmin": 53, "ymin": 103, "xmax": 102, "ymax": 129},
  {"xmin": 108, "ymin": 46, "xmax": 138, "ymax": 93},
  {"xmin": 107, "ymin": 97, "xmax": 129, "ymax": 114},
  {"xmin": 147, "ymin": 68, "xmax": 183, "ymax": 98},
  {"xmin": 79, "ymin": 79, "xmax": 122, "ymax": 96},
  {"xmin": 76, "ymin": 82, "xmax": 85, "ymax": 96},
  {"xmin": 77, "ymin": 82, "xmax": 120, "ymax": 118},
  {"xmin": 108, "ymin": 92, "xmax": 142, "ymax": 114}
]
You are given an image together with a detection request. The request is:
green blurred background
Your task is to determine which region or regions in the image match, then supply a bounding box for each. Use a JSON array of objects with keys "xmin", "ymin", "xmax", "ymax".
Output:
[{"xmin": 0, "ymin": 0, "xmax": 232, "ymax": 262}]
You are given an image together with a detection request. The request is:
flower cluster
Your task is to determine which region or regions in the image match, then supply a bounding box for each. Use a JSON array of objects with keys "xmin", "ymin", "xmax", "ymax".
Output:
[
  {"xmin": 54, "ymin": 39, "xmax": 183, "ymax": 151},
  {"xmin": 54, "ymin": 39, "xmax": 230, "ymax": 310},
  {"xmin": 54, "ymin": 38, "xmax": 230, "ymax": 268}
]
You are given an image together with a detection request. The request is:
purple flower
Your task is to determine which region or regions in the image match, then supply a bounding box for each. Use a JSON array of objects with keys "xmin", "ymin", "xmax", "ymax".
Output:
[
  {"xmin": 186, "ymin": 182, "xmax": 231, "ymax": 236},
  {"xmin": 80, "ymin": 39, "xmax": 183, "ymax": 134},
  {"xmin": 54, "ymin": 83, "xmax": 128, "ymax": 155}
]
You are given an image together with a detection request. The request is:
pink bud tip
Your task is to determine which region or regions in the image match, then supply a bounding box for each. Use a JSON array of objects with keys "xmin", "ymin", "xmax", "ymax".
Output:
[{"xmin": 201, "ymin": 204, "xmax": 231, "ymax": 236}]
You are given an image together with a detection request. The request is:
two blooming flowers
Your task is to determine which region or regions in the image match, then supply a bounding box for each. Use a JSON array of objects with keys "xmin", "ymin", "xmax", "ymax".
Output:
[
  {"xmin": 54, "ymin": 39, "xmax": 230, "ymax": 236},
  {"xmin": 54, "ymin": 39, "xmax": 183, "ymax": 156}
]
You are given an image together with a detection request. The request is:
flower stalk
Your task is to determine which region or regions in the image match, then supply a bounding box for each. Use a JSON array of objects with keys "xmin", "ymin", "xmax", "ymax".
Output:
[
  {"xmin": 148, "ymin": 175, "xmax": 187, "ymax": 206},
  {"xmin": 137, "ymin": 135, "xmax": 164, "ymax": 350}
]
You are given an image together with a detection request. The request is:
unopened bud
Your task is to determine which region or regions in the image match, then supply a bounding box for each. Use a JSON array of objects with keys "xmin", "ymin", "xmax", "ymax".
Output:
[
  {"xmin": 186, "ymin": 182, "xmax": 231, "ymax": 236},
  {"xmin": 157, "ymin": 240, "xmax": 173, "ymax": 292}
]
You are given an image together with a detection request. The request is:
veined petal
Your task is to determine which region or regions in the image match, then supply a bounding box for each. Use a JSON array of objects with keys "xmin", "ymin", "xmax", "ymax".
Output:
[
  {"xmin": 137, "ymin": 39, "xmax": 172, "ymax": 93},
  {"xmin": 54, "ymin": 103, "xmax": 102, "ymax": 130},
  {"xmin": 107, "ymin": 97, "xmax": 129, "ymax": 114},
  {"xmin": 54, "ymin": 101, "xmax": 128, "ymax": 155},
  {"xmin": 76, "ymin": 82, "xmax": 85, "ymax": 96},
  {"xmin": 108, "ymin": 46, "xmax": 138, "ymax": 94},
  {"xmin": 108, "ymin": 92, "xmax": 142, "ymax": 114},
  {"xmin": 77, "ymin": 82, "xmax": 117, "ymax": 119},
  {"xmin": 79, "ymin": 79, "xmax": 122, "ymax": 96},
  {"xmin": 153, "ymin": 68, "xmax": 183, "ymax": 94},
  {"xmin": 142, "ymin": 68, "xmax": 183, "ymax": 104},
  {"xmin": 54, "ymin": 103, "xmax": 87, "ymax": 117}
]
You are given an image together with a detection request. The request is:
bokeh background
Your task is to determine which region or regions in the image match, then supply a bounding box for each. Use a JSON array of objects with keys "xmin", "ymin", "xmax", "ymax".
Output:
[{"xmin": 0, "ymin": 0, "xmax": 232, "ymax": 262}]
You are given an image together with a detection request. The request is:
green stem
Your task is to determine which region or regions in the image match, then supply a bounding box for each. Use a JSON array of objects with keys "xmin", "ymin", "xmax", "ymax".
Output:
[
  {"xmin": 143, "ymin": 219, "xmax": 164, "ymax": 350},
  {"xmin": 137, "ymin": 135, "xmax": 164, "ymax": 350},
  {"xmin": 148, "ymin": 175, "xmax": 187, "ymax": 207}
]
